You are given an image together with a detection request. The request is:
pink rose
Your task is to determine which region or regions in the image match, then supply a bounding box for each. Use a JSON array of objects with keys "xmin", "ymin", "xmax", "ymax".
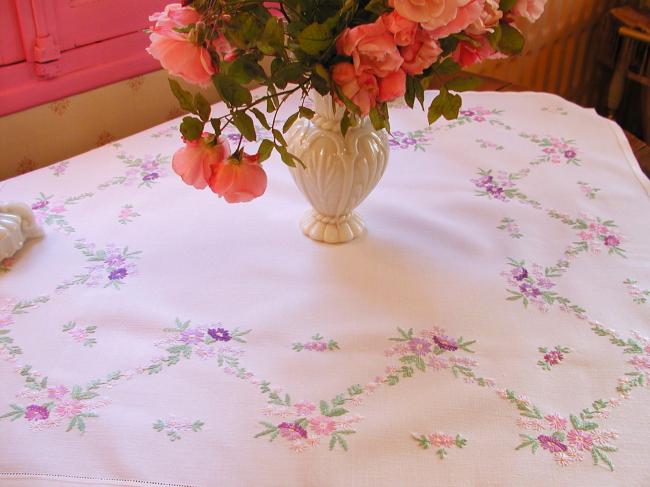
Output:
[
  {"xmin": 208, "ymin": 152, "xmax": 268, "ymax": 203},
  {"xmin": 381, "ymin": 11, "xmax": 418, "ymax": 46},
  {"xmin": 378, "ymin": 69, "xmax": 407, "ymax": 102},
  {"xmin": 466, "ymin": 0, "xmax": 503, "ymax": 35},
  {"xmin": 263, "ymin": 2, "xmax": 284, "ymax": 18},
  {"xmin": 428, "ymin": 0, "xmax": 485, "ymax": 39},
  {"xmin": 400, "ymin": 29, "xmax": 442, "ymax": 75},
  {"xmin": 172, "ymin": 133, "xmax": 231, "ymax": 189},
  {"xmin": 336, "ymin": 19, "xmax": 403, "ymax": 78},
  {"xmin": 331, "ymin": 62, "xmax": 379, "ymax": 116},
  {"xmin": 512, "ymin": 0, "xmax": 547, "ymax": 22},
  {"xmin": 452, "ymin": 34, "xmax": 502, "ymax": 67},
  {"xmin": 147, "ymin": 4, "xmax": 215, "ymax": 86},
  {"xmin": 390, "ymin": 0, "xmax": 466, "ymax": 31}
]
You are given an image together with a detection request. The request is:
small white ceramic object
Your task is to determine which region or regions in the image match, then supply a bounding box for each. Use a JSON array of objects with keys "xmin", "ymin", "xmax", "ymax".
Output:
[
  {"xmin": 287, "ymin": 93, "xmax": 389, "ymax": 244},
  {"xmin": 0, "ymin": 202, "xmax": 43, "ymax": 261}
]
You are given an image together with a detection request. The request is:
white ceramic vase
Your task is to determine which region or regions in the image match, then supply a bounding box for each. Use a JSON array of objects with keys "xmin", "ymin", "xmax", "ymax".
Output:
[{"xmin": 286, "ymin": 93, "xmax": 389, "ymax": 244}]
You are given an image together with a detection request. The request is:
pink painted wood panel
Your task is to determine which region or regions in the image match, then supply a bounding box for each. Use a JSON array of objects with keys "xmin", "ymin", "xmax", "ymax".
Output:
[{"xmin": 0, "ymin": 0, "xmax": 168, "ymax": 116}]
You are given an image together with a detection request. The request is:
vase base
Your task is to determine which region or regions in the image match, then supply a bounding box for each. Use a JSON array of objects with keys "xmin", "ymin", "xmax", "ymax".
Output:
[{"xmin": 300, "ymin": 210, "xmax": 365, "ymax": 244}]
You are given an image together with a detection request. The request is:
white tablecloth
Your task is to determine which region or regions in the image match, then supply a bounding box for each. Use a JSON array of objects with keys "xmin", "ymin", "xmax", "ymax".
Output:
[{"xmin": 1, "ymin": 91, "xmax": 649, "ymax": 487}]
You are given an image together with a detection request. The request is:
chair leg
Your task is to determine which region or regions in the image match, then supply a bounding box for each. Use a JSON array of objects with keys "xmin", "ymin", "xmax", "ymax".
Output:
[{"xmin": 608, "ymin": 37, "xmax": 633, "ymax": 119}]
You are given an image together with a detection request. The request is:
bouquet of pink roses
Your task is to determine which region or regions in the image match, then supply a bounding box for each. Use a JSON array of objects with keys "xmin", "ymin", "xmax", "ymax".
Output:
[{"xmin": 148, "ymin": 0, "xmax": 546, "ymax": 203}]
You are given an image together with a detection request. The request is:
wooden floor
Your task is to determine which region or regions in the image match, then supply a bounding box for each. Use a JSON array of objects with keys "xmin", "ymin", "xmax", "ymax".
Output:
[{"xmin": 430, "ymin": 75, "xmax": 650, "ymax": 178}]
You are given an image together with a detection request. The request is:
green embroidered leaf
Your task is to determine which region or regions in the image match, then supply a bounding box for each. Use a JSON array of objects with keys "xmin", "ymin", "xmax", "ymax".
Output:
[
  {"xmin": 327, "ymin": 408, "xmax": 348, "ymax": 417},
  {"xmin": 319, "ymin": 400, "xmax": 330, "ymax": 415}
]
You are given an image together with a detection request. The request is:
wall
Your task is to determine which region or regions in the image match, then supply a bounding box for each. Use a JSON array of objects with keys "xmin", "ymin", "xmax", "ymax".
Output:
[{"xmin": 0, "ymin": 70, "xmax": 218, "ymax": 181}]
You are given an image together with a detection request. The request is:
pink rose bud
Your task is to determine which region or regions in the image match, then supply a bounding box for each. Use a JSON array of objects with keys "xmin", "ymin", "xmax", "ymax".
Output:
[
  {"xmin": 172, "ymin": 133, "xmax": 231, "ymax": 189},
  {"xmin": 208, "ymin": 152, "xmax": 268, "ymax": 203}
]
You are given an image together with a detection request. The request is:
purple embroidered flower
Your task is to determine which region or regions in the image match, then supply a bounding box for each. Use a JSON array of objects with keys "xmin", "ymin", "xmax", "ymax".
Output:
[
  {"xmin": 105, "ymin": 254, "xmax": 126, "ymax": 268},
  {"xmin": 486, "ymin": 185, "xmax": 504, "ymax": 198},
  {"xmin": 141, "ymin": 160, "xmax": 159, "ymax": 171},
  {"xmin": 511, "ymin": 267, "xmax": 528, "ymax": 281},
  {"xmin": 278, "ymin": 422, "xmax": 308, "ymax": 440},
  {"xmin": 180, "ymin": 328, "xmax": 205, "ymax": 344},
  {"xmin": 208, "ymin": 327, "xmax": 231, "ymax": 342},
  {"xmin": 461, "ymin": 110, "xmax": 474, "ymax": 117},
  {"xmin": 392, "ymin": 131, "xmax": 405, "ymax": 137},
  {"xmin": 474, "ymin": 175, "xmax": 493, "ymax": 188},
  {"xmin": 603, "ymin": 235, "xmax": 620, "ymax": 247},
  {"xmin": 538, "ymin": 434, "xmax": 568, "ymax": 453},
  {"xmin": 403, "ymin": 137, "xmax": 417, "ymax": 145},
  {"xmin": 519, "ymin": 283, "xmax": 541, "ymax": 299},
  {"xmin": 564, "ymin": 150, "xmax": 576, "ymax": 159},
  {"xmin": 108, "ymin": 268, "xmax": 128, "ymax": 281},
  {"xmin": 433, "ymin": 335, "xmax": 458, "ymax": 352},
  {"xmin": 536, "ymin": 277, "xmax": 554, "ymax": 290},
  {"xmin": 389, "ymin": 139, "xmax": 400, "ymax": 147},
  {"xmin": 408, "ymin": 338, "xmax": 432, "ymax": 356},
  {"xmin": 143, "ymin": 172, "xmax": 159, "ymax": 181},
  {"xmin": 544, "ymin": 350, "xmax": 564, "ymax": 365},
  {"xmin": 24, "ymin": 404, "xmax": 49, "ymax": 421},
  {"xmin": 32, "ymin": 200, "xmax": 49, "ymax": 210}
]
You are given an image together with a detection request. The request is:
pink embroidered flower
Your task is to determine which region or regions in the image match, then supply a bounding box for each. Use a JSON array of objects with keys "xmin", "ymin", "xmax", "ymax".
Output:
[
  {"xmin": 427, "ymin": 432, "xmax": 455, "ymax": 448},
  {"xmin": 544, "ymin": 414, "xmax": 568, "ymax": 431},
  {"xmin": 25, "ymin": 404, "xmax": 49, "ymax": 421},
  {"xmin": 278, "ymin": 422, "xmax": 308, "ymax": 440},
  {"xmin": 630, "ymin": 355, "xmax": 650, "ymax": 370},
  {"xmin": 408, "ymin": 337, "xmax": 432, "ymax": 356},
  {"xmin": 537, "ymin": 434, "xmax": 568, "ymax": 453},
  {"xmin": 50, "ymin": 205, "xmax": 66, "ymax": 214},
  {"xmin": 69, "ymin": 328, "xmax": 88, "ymax": 342},
  {"xmin": 208, "ymin": 152, "xmax": 268, "ymax": 203},
  {"xmin": 293, "ymin": 401, "xmax": 317, "ymax": 416},
  {"xmin": 309, "ymin": 416, "xmax": 337, "ymax": 436},
  {"xmin": 544, "ymin": 350, "xmax": 563, "ymax": 365},
  {"xmin": 567, "ymin": 429, "xmax": 593, "ymax": 451},
  {"xmin": 194, "ymin": 343, "xmax": 215, "ymax": 359},
  {"xmin": 603, "ymin": 235, "xmax": 620, "ymax": 247},
  {"xmin": 47, "ymin": 385, "xmax": 69, "ymax": 400},
  {"xmin": 54, "ymin": 400, "xmax": 84, "ymax": 418},
  {"xmin": 335, "ymin": 19, "xmax": 403, "ymax": 78},
  {"xmin": 433, "ymin": 335, "xmax": 458, "ymax": 351},
  {"xmin": 426, "ymin": 356, "xmax": 449, "ymax": 370}
]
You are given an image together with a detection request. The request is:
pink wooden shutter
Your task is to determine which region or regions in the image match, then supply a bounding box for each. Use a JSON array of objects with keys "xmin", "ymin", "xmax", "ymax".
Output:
[{"xmin": 0, "ymin": 0, "xmax": 169, "ymax": 116}]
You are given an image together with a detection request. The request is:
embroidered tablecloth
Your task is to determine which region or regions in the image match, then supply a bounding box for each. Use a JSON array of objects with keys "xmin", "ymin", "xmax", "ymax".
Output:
[{"xmin": 1, "ymin": 91, "xmax": 649, "ymax": 487}]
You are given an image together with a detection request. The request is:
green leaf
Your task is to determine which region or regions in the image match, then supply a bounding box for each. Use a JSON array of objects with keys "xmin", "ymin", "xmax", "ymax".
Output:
[
  {"xmin": 283, "ymin": 112, "xmax": 300, "ymax": 133},
  {"xmin": 498, "ymin": 24, "xmax": 525, "ymax": 55},
  {"xmin": 180, "ymin": 116, "xmax": 204, "ymax": 141},
  {"xmin": 168, "ymin": 78, "xmax": 194, "ymax": 112},
  {"xmin": 258, "ymin": 139, "xmax": 274, "ymax": 163},
  {"xmin": 499, "ymin": 0, "xmax": 517, "ymax": 12},
  {"xmin": 250, "ymin": 108, "xmax": 271, "ymax": 130},
  {"xmin": 232, "ymin": 112, "xmax": 256, "ymax": 141},
  {"xmin": 445, "ymin": 76, "xmax": 482, "ymax": 92},
  {"xmin": 340, "ymin": 111, "xmax": 352, "ymax": 136},
  {"xmin": 258, "ymin": 16, "xmax": 285, "ymax": 55},
  {"xmin": 427, "ymin": 90, "xmax": 447, "ymax": 124},
  {"xmin": 298, "ymin": 22, "xmax": 334, "ymax": 56},
  {"xmin": 212, "ymin": 74, "xmax": 252, "ymax": 107},
  {"xmin": 368, "ymin": 107, "xmax": 386, "ymax": 130},
  {"xmin": 194, "ymin": 93, "xmax": 211, "ymax": 122},
  {"xmin": 299, "ymin": 106, "xmax": 315, "ymax": 120}
]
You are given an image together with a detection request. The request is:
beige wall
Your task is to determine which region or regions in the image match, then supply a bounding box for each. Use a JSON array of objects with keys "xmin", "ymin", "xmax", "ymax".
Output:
[
  {"xmin": 0, "ymin": 0, "xmax": 629, "ymax": 181},
  {"xmin": 0, "ymin": 70, "xmax": 219, "ymax": 181}
]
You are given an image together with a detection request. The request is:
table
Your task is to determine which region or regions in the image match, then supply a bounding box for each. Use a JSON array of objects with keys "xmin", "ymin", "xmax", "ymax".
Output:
[{"xmin": 1, "ymin": 88, "xmax": 649, "ymax": 487}]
